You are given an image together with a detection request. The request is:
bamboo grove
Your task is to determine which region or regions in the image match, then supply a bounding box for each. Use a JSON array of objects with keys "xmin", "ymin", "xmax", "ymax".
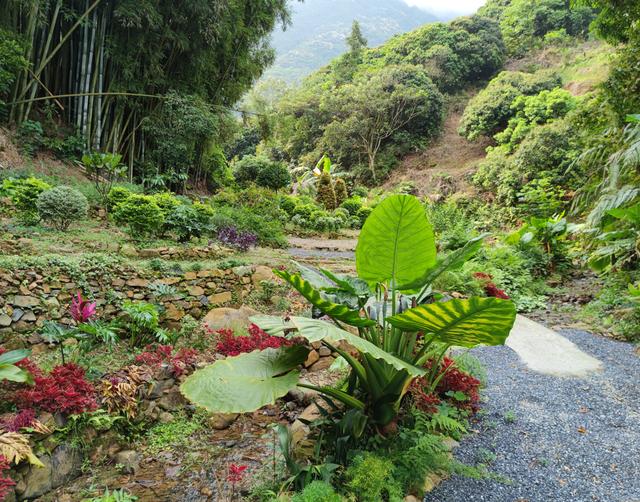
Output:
[{"xmin": 0, "ymin": 0, "xmax": 292, "ymax": 186}]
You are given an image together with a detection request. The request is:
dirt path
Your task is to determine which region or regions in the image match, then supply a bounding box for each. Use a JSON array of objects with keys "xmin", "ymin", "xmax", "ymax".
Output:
[{"xmin": 381, "ymin": 105, "xmax": 491, "ymax": 198}]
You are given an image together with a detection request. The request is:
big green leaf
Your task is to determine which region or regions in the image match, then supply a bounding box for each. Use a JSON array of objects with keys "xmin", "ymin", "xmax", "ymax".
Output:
[
  {"xmin": 356, "ymin": 195, "xmax": 436, "ymax": 289},
  {"xmin": 180, "ymin": 345, "xmax": 309, "ymax": 413},
  {"xmin": 274, "ymin": 269, "xmax": 375, "ymax": 327},
  {"xmin": 252, "ymin": 315, "xmax": 425, "ymax": 377},
  {"xmin": 401, "ymin": 233, "xmax": 488, "ymax": 292},
  {"xmin": 386, "ymin": 297, "xmax": 516, "ymax": 348},
  {"xmin": 0, "ymin": 349, "xmax": 34, "ymax": 384}
]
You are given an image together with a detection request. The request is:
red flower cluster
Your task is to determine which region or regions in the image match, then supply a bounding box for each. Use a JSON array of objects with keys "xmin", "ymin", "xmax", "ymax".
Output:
[
  {"xmin": 473, "ymin": 272, "xmax": 510, "ymax": 300},
  {"xmin": 410, "ymin": 357, "xmax": 481, "ymax": 413},
  {"xmin": 227, "ymin": 463, "xmax": 248, "ymax": 483},
  {"xmin": 15, "ymin": 364, "xmax": 97, "ymax": 416},
  {"xmin": 0, "ymin": 455, "xmax": 16, "ymax": 501},
  {"xmin": 215, "ymin": 324, "xmax": 293, "ymax": 357},
  {"xmin": 134, "ymin": 345, "xmax": 198, "ymax": 377},
  {"xmin": 1, "ymin": 408, "xmax": 36, "ymax": 432}
]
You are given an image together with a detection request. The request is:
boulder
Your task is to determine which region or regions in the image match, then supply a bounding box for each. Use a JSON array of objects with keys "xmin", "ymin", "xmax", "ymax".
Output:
[
  {"xmin": 51, "ymin": 444, "xmax": 82, "ymax": 488},
  {"xmin": 303, "ymin": 350, "xmax": 320, "ymax": 368},
  {"xmin": 18, "ymin": 455, "xmax": 52, "ymax": 499},
  {"xmin": 309, "ymin": 357, "xmax": 334, "ymax": 372},
  {"xmin": 157, "ymin": 388, "xmax": 186, "ymax": 411},
  {"xmin": 202, "ymin": 305, "xmax": 259, "ymax": 331},
  {"xmin": 120, "ymin": 244, "xmax": 139, "ymax": 257},
  {"xmin": 0, "ymin": 313, "xmax": 11, "ymax": 327},
  {"xmin": 252, "ymin": 266, "xmax": 274, "ymax": 286}
]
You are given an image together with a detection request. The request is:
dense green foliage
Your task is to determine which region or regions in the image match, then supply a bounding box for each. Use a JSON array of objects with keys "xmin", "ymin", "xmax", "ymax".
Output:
[
  {"xmin": 1, "ymin": 0, "xmax": 293, "ymax": 188},
  {"xmin": 459, "ymin": 71, "xmax": 561, "ymax": 140}
]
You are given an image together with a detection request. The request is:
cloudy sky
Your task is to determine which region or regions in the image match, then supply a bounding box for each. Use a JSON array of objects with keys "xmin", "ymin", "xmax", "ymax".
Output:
[{"xmin": 403, "ymin": 0, "xmax": 486, "ymax": 16}]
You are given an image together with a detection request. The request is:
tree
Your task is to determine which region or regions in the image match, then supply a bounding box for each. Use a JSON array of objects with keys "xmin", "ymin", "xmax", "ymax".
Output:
[
  {"xmin": 334, "ymin": 178, "xmax": 348, "ymax": 206},
  {"xmin": 574, "ymin": 0, "xmax": 640, "ymax": 43},
  {"xmin": 347, "ymin": 20, "xmax": 368, "ymax": 55},
  {"xmin": 325, "ymin": 65, "xmax": 444, "ymax": 182},
  {"xmin": 316, "ymin": 173, "xmax": 337, "ymax": 210}
]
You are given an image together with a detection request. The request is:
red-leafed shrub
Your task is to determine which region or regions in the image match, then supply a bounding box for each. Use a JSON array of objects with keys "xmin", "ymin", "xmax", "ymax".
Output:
[
  {"xmin": 14, "ymin": 364, "xmax": 97, "ymax": 416},
  {"xmin": 134, "ymin": 345, "xmax": 198, "ymax": 377},
  {"xmin": 410, "ymin": 357, "xmax": 481, "ymax": 413},
  {"xmin": 0, "ymin": 455, "xmax": 16, "ymax": 501},
  {"xmin": 473, "ymin": 272, "xmax": 510, "ymax": 300},
  {"xmin": 215, "ymin": 323, "xmax": 294, "ymax": 357},
  {"xmin": 436, "ymin": 357, "xmax": 481, "ymax": 412},
  {"xmin": 1, "ymin": 408, "xmax": 36, "ymax": 432}
]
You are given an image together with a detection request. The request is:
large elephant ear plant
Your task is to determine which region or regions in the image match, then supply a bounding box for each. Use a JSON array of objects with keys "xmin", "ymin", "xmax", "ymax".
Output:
[{"xmin": 182, "ymin": 195, "xmax": 516, "ymax": 427}]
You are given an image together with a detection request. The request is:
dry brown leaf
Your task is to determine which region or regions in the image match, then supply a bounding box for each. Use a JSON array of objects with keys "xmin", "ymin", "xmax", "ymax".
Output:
[{"xmin": 0, "ymin": 432, "xmax": 44, "ymax": 467}]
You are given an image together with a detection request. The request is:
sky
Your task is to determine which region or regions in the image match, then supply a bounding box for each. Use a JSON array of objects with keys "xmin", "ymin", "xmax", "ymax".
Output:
[{"xmin": 403, "ymin": 0, "xmax": 486, "ymax": 16}]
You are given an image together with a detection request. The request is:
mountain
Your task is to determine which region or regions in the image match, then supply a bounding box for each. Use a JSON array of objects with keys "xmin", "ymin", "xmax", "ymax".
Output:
[{"xmin": 265, "ymin": 0, "xmax": 441, "ymax": 82}]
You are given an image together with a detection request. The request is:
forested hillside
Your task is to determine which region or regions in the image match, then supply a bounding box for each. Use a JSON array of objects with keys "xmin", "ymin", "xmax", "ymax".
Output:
[{"xmin": 264, "ymin": 0, "xmax": 439, "ymax": 82}]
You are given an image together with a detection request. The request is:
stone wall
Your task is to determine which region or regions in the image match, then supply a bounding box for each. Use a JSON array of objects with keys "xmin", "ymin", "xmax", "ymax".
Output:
[{"xmin": 0, "ymin": 263, "xmax": 274, "ymax": 341}]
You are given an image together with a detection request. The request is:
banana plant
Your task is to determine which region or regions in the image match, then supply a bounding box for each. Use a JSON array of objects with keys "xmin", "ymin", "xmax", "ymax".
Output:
[
  {"xmin": 182, "ymin": 195, "xmax": 516, "ymax": 428},
  {"xmin": 0, "ymin": 349, "xmax": 34, "ymax": 384}
]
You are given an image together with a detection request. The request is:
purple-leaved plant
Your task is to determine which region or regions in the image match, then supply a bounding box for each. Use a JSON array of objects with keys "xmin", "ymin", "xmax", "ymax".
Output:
[
  {"xmin": 217, "ymin": 226, "xmax": 258, "ymax": 252},
  {"xmin": 70, "ymin": 292, "xmax": 97, "ymax": 324}
]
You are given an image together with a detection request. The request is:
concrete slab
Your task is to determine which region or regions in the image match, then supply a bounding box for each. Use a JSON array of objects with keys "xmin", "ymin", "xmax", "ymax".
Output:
[{"xmin": 505, "ymin": 315, "xmax": 603, "ymax": 378}]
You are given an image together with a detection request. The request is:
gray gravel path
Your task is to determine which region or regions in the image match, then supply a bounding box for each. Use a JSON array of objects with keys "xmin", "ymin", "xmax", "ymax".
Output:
[{"xmin": 426, "ymin": 329, "xmax": 640, "ymax": 502}]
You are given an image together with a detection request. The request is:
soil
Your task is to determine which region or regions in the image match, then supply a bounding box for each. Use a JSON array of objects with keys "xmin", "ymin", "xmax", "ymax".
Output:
[{"xmin": 381, "ymin": 106, "xmax": 491, "ymax": 199}]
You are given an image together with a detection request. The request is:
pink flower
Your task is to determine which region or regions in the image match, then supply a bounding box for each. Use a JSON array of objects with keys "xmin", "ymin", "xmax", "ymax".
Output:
[{"xmin": 70, "ymin": 292, "xmax": 96, "ymax": 323}]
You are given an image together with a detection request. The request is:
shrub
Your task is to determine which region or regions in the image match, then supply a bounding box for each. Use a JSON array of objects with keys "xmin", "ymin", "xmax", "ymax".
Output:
[
  {"xmin": 345, "ymin": 452, "xmax": 400, "ymax": 502},
  {"xmin": 106, "ymin": 186, "xmax": 133, "ymax": 211},
  {"xmin": 2, "ymin": 176, "xmax": 52, "ymax": 224},
  {"xmin": 16, "ymin": 120, "xmax": 43, "ymax": 157},
  {"xmin": 341, "ymin": 197, "xmax": 363, "ymax": 216},
  {"xmin": 151, "ymin": 192, "xmax": 181, "ymax": 218},
  {"xmin": 210, "ymin": 205, "xmax": 286, "ymax": 248},
  {"xmin": 113, "ymin": 194, "xmax": 164, "ymax": 238},
  {"xmin": 214, "ymin": 324, "xmax": 295, "ymax": 356},
  {"xmin": 316, "ymin": 172, "xmax": 337, "ymax": 210},
  {"xmin": 279, "ymin": 194, "xmax": 297, "ymax": 215},
  {"xmin": 355, "ymin": 206, "xmax": 373, "ymax": 226},
  {"xmin": 334, "ymin": 178, "xmax": 348, "ymax": 206},
  {"xmin": 36, "ymin": 186, "xmax": 88, "ymax": 231},
  {"xmin": 256, "ymin": 160, "xmax": 291, "ymax": 191},
  {"xmin": 292, "ymin": 481, "xmax": 342, "ymax": 502},
  {"xmin": 14, "ymin": 363, "xmax": 97, "ymax": 415},
  {"xmin": 165, "ymin": 203, "xmax": 212, "ymax": 242}
]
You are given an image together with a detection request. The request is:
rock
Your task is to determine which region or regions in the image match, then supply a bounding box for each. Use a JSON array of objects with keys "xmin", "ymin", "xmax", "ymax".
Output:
[
  {"xmin": 286, "ymin": 386, "xmax": 318, "ymax": 406},
  {"xmin": 252, "ymin": 266, "xmax": 273, "ymax": 286},
  {"xmin": 12, "ymin": 295, "xmax": 39, "ymax": 308},
  {"xmin": 207, "ymin": 291, "xmax": 233, "ymax": 305},
  {"xmin": 232, "ymin": 266, "xmax": 253, "ymax": 277},
  {"xmin": 22, "ymin": 310, "xmax": 36, "ymax": 322},
  {"xmin": 318, "ymin": 346, "xmax": 332, "ymax": 357},
  {"xmin": 187, "ymin": 285, "xmax": 205, "ymax": 296},
  {"xmin": 404, "ymin": 496, "xmax": 420, "ymax": 502},
  {"xmin": 51, "ymin": 444, "xmax": 82, "ymax": 488},
  {"xmin": 120, "ymin": 244, "xmax": 139, "ymax": 257},
  {"xmin": 126, "ymin": 278, "xmax": 149, "ymax": 288},
  {"xmin": 309, "ymin": 357, "xmax": 334, "ymax": 372},
  {"xmin": 299, "ymin": 403, "xmax": 323, "ymax": 422},
  {"xmin": 11, "ymin": 308, "xmax": 24, "ymax": 321},
  {"xmin": 163, "ymin": 304, "xmax": 184, "ymax": 322},
  {"xmin": 159, "ymin": 412, "xmax": 175, "ymax": 423},
  {"xmin": 184, "ymin": 271, "xmax": 197, "ymax": 280},
  {"xmin": 114, "ymin": 450, "xmax": 141, "ymax": 474},
  {"xmin": 148, "ymin": 378, "xmax": 175, "ymax": 399},
  {"xmin": 0, "ymin": 313, "xmax": 11, "ymax": 327},
  {"xmin": 208, "ymin": 413, "xmax": 239, "ymax": 430},
  {"xmin": 19, "ymin": 455, "xmax": 52, "ymax": 499},
  {"xmin": 157, "ymin": 388, "xmax": 186, "ymax": 411},
  {"xmin": 202, "ymin": 305, "xmax": 259, "ymax": 331},
  {"xmin": 441, "ymin": 437, "xmax": 459, "ymax": 451},
  {"xmin": 304, "ymin": 350, "xmax": 320, "ymax": 368}
]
